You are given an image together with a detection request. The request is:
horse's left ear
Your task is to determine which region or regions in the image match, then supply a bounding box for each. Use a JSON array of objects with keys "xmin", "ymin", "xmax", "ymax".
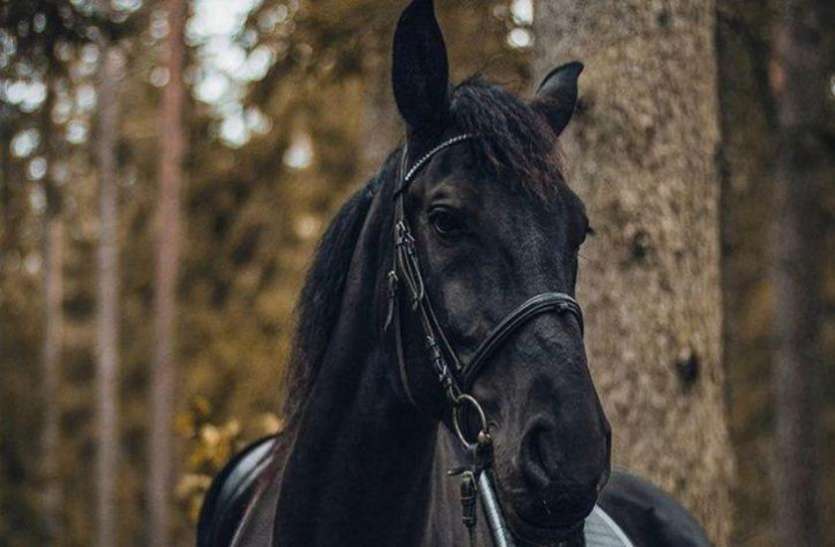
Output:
[
  {"xmin": 533, "ymin": 61, "xmax": 584, "ymax": 137},
  {"xmin": 392, "ymin": 0, "xmax": 450, "ymax": 134}
]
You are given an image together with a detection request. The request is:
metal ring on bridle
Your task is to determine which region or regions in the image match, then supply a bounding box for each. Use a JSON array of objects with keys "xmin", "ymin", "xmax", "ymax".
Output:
[{"xmin": 452, "ymin": 393, "xmax": 489, "ymax": 448}]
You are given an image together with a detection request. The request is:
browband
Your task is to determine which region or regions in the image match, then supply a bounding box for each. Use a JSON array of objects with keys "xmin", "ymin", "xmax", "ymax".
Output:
[{"xmin": 395, "ymin": 134, "xmax": 479, "ymax": 196}]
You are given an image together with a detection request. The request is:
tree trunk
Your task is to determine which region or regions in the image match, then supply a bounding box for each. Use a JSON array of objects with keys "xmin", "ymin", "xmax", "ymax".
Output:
[
  {"xmin": 40, "ymin": 68, "xmax": 63, "ymax": 544},
  {"xmin": 95, "ymin": 42, "xmax": 123, "ymax": 547},
  {"xmin": 0, "ymin": 100, "xmax": 12, "ymax": 251},
  {"xmin": 534, "ymin": 2, "xmax": 734, "ymax": 544},
  {"xmin": 149, "ymin": 0, "xmax": 187, "ymax": 544},
  {"xmin": 715, "ymin": 2, "xmax": 780, "ymax": 544},
  {"xmin": 770, "ymin": 1, "xmax": 829, "ymax": 545}
]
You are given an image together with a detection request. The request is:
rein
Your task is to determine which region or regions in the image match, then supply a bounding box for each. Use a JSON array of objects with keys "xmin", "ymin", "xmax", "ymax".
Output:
[{"xmin": 386, "ymin": 134, "xmax": 585, "ymax": 546}]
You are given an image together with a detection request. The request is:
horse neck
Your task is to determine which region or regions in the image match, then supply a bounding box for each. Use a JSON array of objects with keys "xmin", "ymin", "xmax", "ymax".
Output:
[
  {"xmin": 276, "ymin": 381, "xmax": 480, "ymax": 547},
  {"xmin": 274, "ymin": 181, "xmax": 443, "ymax": 546}
]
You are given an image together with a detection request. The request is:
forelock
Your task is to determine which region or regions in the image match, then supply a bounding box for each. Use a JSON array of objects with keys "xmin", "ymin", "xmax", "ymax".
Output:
[{"xmin": 449, "ymin": 78, "xmax": 564, "ymax": 199}]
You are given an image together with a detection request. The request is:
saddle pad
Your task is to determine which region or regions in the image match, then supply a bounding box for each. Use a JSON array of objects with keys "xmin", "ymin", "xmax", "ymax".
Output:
[{"xmin": 584, "ymin": 505, "xmax": 634, "ymax": 547}]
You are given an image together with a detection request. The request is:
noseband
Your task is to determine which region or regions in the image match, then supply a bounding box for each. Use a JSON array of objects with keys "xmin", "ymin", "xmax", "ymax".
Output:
[{"xmin": 385, "ymin": 134, "xmax": 585, "ymax": 546}]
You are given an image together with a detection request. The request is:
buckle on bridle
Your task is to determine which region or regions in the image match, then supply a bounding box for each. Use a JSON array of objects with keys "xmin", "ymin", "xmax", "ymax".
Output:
[
  {"xmin": 394, "ymin": 221, "xmax": 424, "ymax": 308},
  {"xmin": 394, "ymin": 221, "xmax": 414, "ymax": 251},
  {"xmin": 383, "ymin": 270, "xmax": 399, "ymax": 332},
  {"xmin": 449, "ymin": 399, "xmax": 495, "ymax": 546}
]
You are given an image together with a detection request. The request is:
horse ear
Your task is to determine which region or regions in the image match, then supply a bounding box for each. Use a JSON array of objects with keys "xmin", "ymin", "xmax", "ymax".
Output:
[
  {"xmin": 533, "ymin": 61, "xmax": 584, "ymax": 137},
  {"xmin": 392, "ymin": 0, "xmax": 450, "ymax": 134}
]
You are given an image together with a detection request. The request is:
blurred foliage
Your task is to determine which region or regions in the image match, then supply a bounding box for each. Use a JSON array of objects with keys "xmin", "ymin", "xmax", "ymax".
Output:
[{"xmin": 174, "ymin": 396, "xmax": 283, "ymax": 525}]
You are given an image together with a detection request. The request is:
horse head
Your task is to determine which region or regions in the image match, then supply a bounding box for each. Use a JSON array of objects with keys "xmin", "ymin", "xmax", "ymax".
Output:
[{"xmin": 389, "ymin": 0, "xmax": 611, "ymax": 542}]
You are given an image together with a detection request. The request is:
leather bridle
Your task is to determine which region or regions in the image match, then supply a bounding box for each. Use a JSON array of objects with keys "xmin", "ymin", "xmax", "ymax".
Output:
[{"xmin": 385, "ymin": 134, "xmax": 585, "ymax": 546}]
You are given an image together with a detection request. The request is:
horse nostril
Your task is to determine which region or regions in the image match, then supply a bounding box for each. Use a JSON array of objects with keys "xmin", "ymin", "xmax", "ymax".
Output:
[{"xmin": 521, "ymin": 425, "xmax": 554, "ymax": 491}]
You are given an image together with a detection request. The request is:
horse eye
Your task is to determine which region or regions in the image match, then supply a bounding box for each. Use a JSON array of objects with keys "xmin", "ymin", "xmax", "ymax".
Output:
[{"xmin": 429, "ymin": 208, "xmax": 464, "ymax": 237}]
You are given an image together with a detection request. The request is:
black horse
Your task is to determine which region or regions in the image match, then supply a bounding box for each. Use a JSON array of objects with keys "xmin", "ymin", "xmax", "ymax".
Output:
[{"xmin": 198, "ymin": 1, "xmax": 713, "ymax": 546}]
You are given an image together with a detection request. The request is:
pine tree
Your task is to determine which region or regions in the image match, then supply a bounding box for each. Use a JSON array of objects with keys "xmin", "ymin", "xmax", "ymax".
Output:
[
  {"xmin": 94, "ymin": 23, "xmax": 124, "ymax": 547},
  {"xmin": 149, "ymin": 0, "xmax": 188, "ymax": 544}
]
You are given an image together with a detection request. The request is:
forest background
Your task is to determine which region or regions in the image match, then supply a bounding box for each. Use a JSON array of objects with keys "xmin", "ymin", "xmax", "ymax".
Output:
[{"xmin": 0, "ymin": 0, "xmax": 833, "ymax": 546}]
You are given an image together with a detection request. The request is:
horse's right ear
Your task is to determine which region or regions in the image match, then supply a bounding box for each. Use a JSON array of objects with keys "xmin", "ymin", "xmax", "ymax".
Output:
[
  {"xmin": 533, "ymin": 61, "xmax": 584, "ymax": 137},
  {"xmin": 392, "ymin": 0, "xmax": 450, "ymax": 134}
]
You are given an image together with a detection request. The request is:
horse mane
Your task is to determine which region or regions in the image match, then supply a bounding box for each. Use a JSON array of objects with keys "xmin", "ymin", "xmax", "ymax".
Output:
[
  {"xmin": 280, "ymin": 78, "xmax": 564, "ymax": 428},
  {"xmin": 449, "ymin": 77, "xmax": 563, "ymax": 199},
  {"xmin": 279, "ymin": 151, "xmax": 399, "ymax": 426}
]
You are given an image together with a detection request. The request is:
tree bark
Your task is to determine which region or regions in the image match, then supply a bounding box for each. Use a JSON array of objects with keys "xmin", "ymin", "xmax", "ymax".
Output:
[
  {"xmin": 0, "ymin": 100, "xmax": 12, "ymax": 251},
  {"xmin": 149, "ymin": 0, "xmax": 187, "ymax": 545},
  {"xmin": 770, "ymin": 1, "xmax": 829, "ymax": 545},
  {"xmin": 714, "ymin": 2, "xmax": 775, "ymax": 543},
  {"xmin": 534, "ymin": 2, "xmax": 734, "ymax": 544},
  {"xmin": 40, "ymin": 66, "xmax": 63, "ymax": 544},
  {"xmin": 95, "ymin": 42, "xmax": 123, "ymax": 547}
]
